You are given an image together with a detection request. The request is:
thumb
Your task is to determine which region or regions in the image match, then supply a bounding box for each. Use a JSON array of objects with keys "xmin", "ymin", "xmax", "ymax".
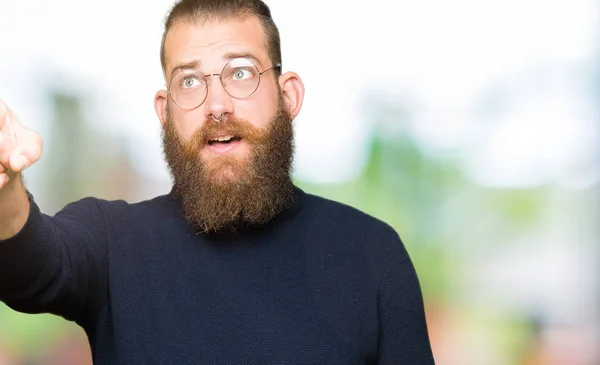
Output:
[
  {"xmin": 9, "ymin": 129, "xmax": 43, "ymax": 172},
  {"xmin": 9, "ymin": 153, "xmax": 29, "ymax": 172}
]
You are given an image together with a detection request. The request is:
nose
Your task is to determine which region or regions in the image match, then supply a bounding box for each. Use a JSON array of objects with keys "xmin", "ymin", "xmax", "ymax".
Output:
[{"xmin": 203, "ymin": 75, "xmax": 234, "ymax": 122}]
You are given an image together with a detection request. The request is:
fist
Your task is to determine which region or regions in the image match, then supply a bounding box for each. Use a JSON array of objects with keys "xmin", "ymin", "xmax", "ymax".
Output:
[{"xmin": 0, "ymin": 100, "xmax": 43, "ymax": 189}]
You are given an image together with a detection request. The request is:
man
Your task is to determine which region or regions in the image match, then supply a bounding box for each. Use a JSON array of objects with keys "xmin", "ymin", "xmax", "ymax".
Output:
[{"xmin": 0, "ymin": 0, "xmax": 435, "ymax": 363}]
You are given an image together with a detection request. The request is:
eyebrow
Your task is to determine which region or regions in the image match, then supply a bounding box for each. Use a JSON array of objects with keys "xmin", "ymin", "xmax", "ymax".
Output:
[
  {"xmin": 169, "ymin": 51, "xmax": 265, "ymax": 78},
  {"xmin": 222, "ymin": 52, "xmax": 263, "ymax": 67},
  {"xmin": 170, "ymin": 60, "xmax": 201, "ymax": 78}
]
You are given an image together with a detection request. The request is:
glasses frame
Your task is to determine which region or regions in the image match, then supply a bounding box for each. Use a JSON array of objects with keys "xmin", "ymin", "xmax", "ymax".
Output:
[{"xmin": 167, "ymin": 59, "xmax": 282, "ymax": 110}]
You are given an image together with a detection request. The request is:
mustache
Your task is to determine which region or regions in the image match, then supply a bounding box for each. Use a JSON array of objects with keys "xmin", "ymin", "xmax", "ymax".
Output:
[{"xmin": 183, "ymin": 115, "xmax": 264, "ymax": 151}]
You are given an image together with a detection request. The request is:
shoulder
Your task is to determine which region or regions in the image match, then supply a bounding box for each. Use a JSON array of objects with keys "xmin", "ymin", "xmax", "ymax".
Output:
[
  {"xmin": 297, "ymin": 190, "xmax": 403, "ymax": 252},
  {"xmin": 128, "ymin": 193, "xmax": 178, "ymax": 213},
  {"xmin": 55, "ymin": 193, "xmax": 176, "ymax": 223},
  {"xmin": 294, "ymin": 190, "xmax": 412, "ymax": 288},
  {"xmin": 301, "ymin": 191, "xmax": 399, "ymax": 235}
]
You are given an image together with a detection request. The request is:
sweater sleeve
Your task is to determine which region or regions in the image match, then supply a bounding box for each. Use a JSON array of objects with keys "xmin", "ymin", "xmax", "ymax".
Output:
[
  {"xmin": 377, "ymin": 234, "xmax": 436, "ymax": 364},
  {"xmin": 0, "ymin": 193, "xmax": 110, "ymax": 326}
]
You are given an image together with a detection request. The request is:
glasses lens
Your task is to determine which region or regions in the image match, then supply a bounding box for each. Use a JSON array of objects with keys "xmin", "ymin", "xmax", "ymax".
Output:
[
  {"xmin": 169, "ymin": 71, "xmax": 207, "ymax": 109},
  {"xmin": 221, "ymin": 58, "xmax": 260, "ymax": 98}
]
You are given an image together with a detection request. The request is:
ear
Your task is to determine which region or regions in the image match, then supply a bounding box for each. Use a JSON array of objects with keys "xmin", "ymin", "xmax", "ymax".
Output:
[
  {"xmin": 278, "ymin": 72, "xmax": 304, "ymax": 119},
  {"xmin": 154, "ymin": 89, "xmax": 169, "ymax": 127}
]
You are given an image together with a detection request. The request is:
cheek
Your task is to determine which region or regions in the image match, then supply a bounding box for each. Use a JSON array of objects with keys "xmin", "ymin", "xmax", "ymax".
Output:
[
  {"xmin": 171, "ymin": 107, "xmax": 205, "ymax": 140},
  {"xmin": 234, "ymin": 94, "xmax": 278, "ymax": 128}
]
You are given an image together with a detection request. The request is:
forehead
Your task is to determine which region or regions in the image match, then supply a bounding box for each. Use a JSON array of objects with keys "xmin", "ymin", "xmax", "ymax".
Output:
[{"xmin": 164, "ymin": 16, "xmax": 269, "ymax": 77}]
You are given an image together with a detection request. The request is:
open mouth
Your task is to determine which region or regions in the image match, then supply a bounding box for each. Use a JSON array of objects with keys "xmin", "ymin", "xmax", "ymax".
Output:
[
  {"xmin": 205, "ymin": 134, "xmax": 243, "ymax": 155},
  {"xmin": 207, "ymin": 135, "xmax": 242, "ymax": 145}
]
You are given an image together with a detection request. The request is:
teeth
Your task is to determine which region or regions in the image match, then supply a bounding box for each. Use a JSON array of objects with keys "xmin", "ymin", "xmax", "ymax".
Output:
[{"xmin": 211, "ymin": 136, "xmax": 234, "ymax": 142}]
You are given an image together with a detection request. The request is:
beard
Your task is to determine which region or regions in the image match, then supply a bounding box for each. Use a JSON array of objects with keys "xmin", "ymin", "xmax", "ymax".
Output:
[{"xmin": 162, "ymin": 96, "xmax": 296, "ymax": 234}]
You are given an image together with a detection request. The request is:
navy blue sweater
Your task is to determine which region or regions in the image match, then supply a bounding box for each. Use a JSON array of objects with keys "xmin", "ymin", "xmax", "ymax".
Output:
[{"xmin": 0, "ymin": 187, "xmax": 434, "ymax": 364}]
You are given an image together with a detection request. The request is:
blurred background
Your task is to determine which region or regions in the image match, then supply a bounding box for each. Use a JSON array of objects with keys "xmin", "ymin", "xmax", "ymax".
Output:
[{"xmin": 0, "ymin": 0, "xmax": 598, "ymax": 364}]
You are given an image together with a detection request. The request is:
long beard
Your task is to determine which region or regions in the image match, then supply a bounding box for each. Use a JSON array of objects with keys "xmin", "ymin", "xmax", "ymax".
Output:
[{"xmin": 162, "ymin": 97, "xmax": 295, "ymax": 234}]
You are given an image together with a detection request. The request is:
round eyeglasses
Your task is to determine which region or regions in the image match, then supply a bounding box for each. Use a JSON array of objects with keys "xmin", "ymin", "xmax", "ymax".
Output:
[{"xmin": 168, "ymin": 58, "xmax": 281, "ymax": 110}]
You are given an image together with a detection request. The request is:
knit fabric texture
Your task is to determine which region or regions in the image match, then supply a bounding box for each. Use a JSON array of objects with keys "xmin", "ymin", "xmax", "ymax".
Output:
[{"xmin": 0, "ymin": 187, "xmax": 434, "ymax": 364}]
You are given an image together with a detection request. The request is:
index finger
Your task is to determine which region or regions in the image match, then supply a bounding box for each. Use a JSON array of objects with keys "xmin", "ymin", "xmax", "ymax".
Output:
[
  {"xmin": 0, "ymin": 100, "xmax": 6, "ymax": 130},
  {"xmin": 0, "ymin": 101, "xmax": 19, "ymax": 145}
]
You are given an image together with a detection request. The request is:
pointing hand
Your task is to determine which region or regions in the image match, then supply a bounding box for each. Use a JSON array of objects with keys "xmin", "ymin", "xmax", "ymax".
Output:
[{"xmin": 0, "ymin": 100, "xmax": 43, "ymax": 189}]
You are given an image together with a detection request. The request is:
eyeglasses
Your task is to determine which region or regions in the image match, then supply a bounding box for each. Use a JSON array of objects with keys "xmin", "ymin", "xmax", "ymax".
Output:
[{"xmin": 168, "ymin": 58, "xmax": 281, "ymax": 110}]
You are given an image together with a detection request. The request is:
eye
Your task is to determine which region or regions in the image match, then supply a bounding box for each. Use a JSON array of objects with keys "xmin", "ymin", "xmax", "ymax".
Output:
[
  {"xmin": 182, "ymin": 76, "xmax": 201, "ymax": 89},
  {"xmin": 231, "ymin": 68, "xmax": 254, "ymax": 81}
]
